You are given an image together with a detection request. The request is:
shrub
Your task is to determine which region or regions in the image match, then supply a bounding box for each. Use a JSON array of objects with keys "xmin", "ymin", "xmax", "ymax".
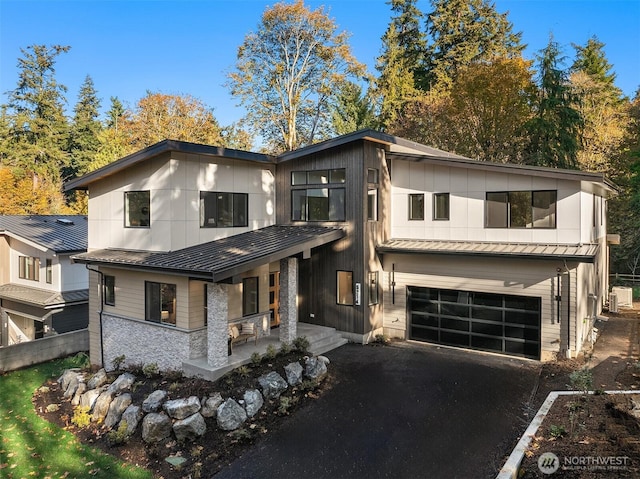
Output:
[
  {"xmin": 250, "ymin": 352, "xmax": 262, "ymax": 367},
  {"xmin": 71, "ymin": 406, "xmax": 92, "ymax": 428},
  {"xmin": 569, "ymin": 368, "xmax": 593, "ymax": 393},
  {"xmin": 71, "ymin": 352, "xmax": 90, "ymax": 369},
  {"xmin": 106, "ymin": 420, "xmax": 130, "ymax": 446},
  {"xmin": 278, "ymin": 342, "xmax": 292, "ymax": 356},
  {"xmin": 235, "ymin": 366, "xmax": 250, "ymax": 378},
  {"xmin": 372, "ymin": 334, "xmax": 390, "ymax": 345},
  {"xmin": 265, "ymin": 344, "xmax": 278, "ymax": 360},
  {"xmin": 292, "ymin": 336, "xmax": 310, "ymax": 353},
  {"xmin": 549, "ymin": 424, "xmax": 566, "ymax": 439},
  {"xmin": 111, "ymin": 354, "xmax": 126, "ymax": 371},
  {"xmin": 142, "ymin": 362, "xmax": 159, "ymax": 378}
]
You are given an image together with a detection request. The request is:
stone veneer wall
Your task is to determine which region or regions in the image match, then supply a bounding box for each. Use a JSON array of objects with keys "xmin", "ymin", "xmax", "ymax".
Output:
[{"xmin": 103, "ymin": 314, "xmax": 205, "ymax": 371}]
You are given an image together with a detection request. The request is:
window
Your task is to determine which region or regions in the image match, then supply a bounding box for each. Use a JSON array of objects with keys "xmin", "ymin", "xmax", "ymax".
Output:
[
  {"xmin": 337, "ymin": 271, "xmax": 354, "ymax": 305},
  {"xmin": 203, "ymin": 284, "xmax": 208, "ymax": 326},
  {"xmin": 291, "ymin": 188, "xmax": 345, "ymax": 222},
  {"xmin": 485, "ymin": 191, "xmax": 556, "ymax": 229},
  {"xmin": 200, "ymin": 192, "xmax": 248, "ymax": 227},
  {"xmin": 367, "ymin": 168, "xmax": 378, "ymax": 184},
  {"xmin": 125, "ymin": 191, "xmax": 150, "ymax": 227},
  {"xmin": 45, "ymin": 259, "xmax": 52, "ymax": 284},
  {"xmin": 19, "ymin": 256, "xmax": 40, "ymax": 281},
  {"xmin": 367, "ymin": 188, "xmax": 378, "ymax": 221},
  {"xmin": 409, "ymin": 194, "xmax": 425, "ymax": 220},
  {"xmin": 145, "ymin": 282, "xmax": 176, "ymax": 325},
  {"xmin": 104, "ymin": 275, "xmax": 115, "ymax": 306},
  {"xmin": 433, "ymin": 193, "xmax": 450, "ymax": 220},
  {"xmin": 243, "ymin": 277, "xmax": 259, "ymax": 316},
  {"xmin": 368, "ymin": 271, "xmax": 379, "ymax": 305},
  {"xmin": 292, "ymin": 169, "xmax": 345, "ymax": 185}
]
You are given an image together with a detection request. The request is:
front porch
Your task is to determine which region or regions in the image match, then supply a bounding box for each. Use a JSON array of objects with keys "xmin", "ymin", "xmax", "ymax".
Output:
[{"xmin": 182, "ymin": 322, "xmax": 347, "ymax": 381}]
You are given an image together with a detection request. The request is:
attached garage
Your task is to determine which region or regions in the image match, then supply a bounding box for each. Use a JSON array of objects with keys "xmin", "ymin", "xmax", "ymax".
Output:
[{"xmin": 407, "ymin": 286, "xmax": 541, "ymax": 359}]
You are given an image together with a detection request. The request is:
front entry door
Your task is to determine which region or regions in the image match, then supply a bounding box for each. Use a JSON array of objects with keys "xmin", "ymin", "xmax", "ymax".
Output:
[{"xmin": 269, "ymin": 272, "xmax": 280, "ymax": 328}]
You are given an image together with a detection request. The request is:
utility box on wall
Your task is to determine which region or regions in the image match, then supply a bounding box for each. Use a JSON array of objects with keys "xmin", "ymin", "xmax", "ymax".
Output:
[{"xmin": 611, "ymin": 286, "xmax": 633, "ymax": 308}]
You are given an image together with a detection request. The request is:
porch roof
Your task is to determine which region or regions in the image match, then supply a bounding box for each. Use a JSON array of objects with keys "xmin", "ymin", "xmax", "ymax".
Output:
[
  {"xmin": 72, "ymin": 225, "xmax": 345, "ymax": 281},
  {"xmin": 377, "ymin": 239, "xmax": 599, "ymax": 262},
  {"xmin": 0, "ymin": 284, "xmax": 89, "ymax": 308}
]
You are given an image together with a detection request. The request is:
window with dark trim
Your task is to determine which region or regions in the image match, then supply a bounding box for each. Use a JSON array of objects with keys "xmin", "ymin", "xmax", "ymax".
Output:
[
  {"xmin": 45, "ymin": 259, "xmax": 52, "ymax": 284},
  {"xmin": 125, "ymin": 191, "xmax": 150, "ymax": 227},
  {"xmin": 145, "ymin": 281, "xmax": 176, "ymax": 325},
  {"xmin": 243, "ymin": 277, "xmax": 259, "ymax": 316},
  {"xmin": 19, "ymin": 256, "xmax": 39, "ymax": 281},
  {"xmin": 368, "ymin": 271, "xmax": 379, "ymax": 305},
  {"xmin": 409, "ymin": 194, "xmax": 425, "ymax": 220},
  {"xmin": 486, "ymin": 190, "xmax": 556, "ymax": 228},
  {"xmin": 337, "ymin": 271, "xmax": 354, "ymax": 306},
  {"xmin": 200, "ymin": 191, "xmax": 248, "ymax": 227},
  {"xmin": 433, "ymin": 193, "xmax": 450, "ymax": 220},
  {"xmin": 203, "ymin": 284, "xmax": 208, "ymax": 326},
  {"xmin": 367, "ymin": 168, "xmax": 378, "ymax": 221},
  {"xmin": 104, "ymin": 275, "xmax": 115, "ymax": 306},
  {"xmin": 291, "ymin": 169, "xmax": 347, "ymax": 222}
]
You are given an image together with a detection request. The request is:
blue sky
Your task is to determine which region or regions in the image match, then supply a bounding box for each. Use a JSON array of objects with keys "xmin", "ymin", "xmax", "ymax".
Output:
[{"xmin": 1, "ymin": 0, "xmax": 638, "ymax": 127}]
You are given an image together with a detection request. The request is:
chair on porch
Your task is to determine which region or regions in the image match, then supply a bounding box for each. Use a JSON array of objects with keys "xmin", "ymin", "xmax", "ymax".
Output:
[{"xmin": 228, "ymin": 322, "xmax": 258, "ymax": 353}]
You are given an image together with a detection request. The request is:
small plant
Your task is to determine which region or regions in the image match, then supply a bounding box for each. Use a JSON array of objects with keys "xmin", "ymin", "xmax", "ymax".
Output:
[
  {"xmin": 142, "ymin": 362, "xmax": 159, "ymax": 378},
  {"xmin": 71, "ymin": 352, "xmax": 91, "ymax": 369},
  {"xmin": 168, "ymin": 382, "xmax": 180, "ymax": 392},
  {"xmin": 235, "ymin": 365, "xmax": 250, "ymax": 378},
  {"xmin": 373, "ymin": 334, "xmax": 390, "ymax": 345},
  {"xmin": 228, "ymin": 428, "xmax": 253, "ymax": 443},
  {"xmin": 164, "ymin": 369, "xmax": 184, "ymax": 381},
  {"xmin": 111, "ymin": 354, "xmax": 126, "ymax": 371},
  {"xmin": 293, "ymin": 336, "xmax": 310, "ymax": 353},
  {"xmin": 265, "ymin": 344, "xmax": 278, "ymax": 360},
  {"xmin": 71, "ymin": 406, "xmax": 92, "ymax": 428},
  {"xmin": 549, "ymin": 424, "xmax": 566, "ymax": 439},
  {"xmin": 106, "ymin": 420, "xmax": 130, "ymax": 446},
  {"xmin": 300, "ymin": 378, "xmax": 319, "ymax": 391},
  {"xmin": 569, "ymin": 367, "xmax": 594, "ymax": 393},
  {"xmin": 278, "ymin": 342, "xmax": 292, "ymax": 356},
  {"xmin": 250, "ymin": 352, "xmax": 262, "ymax": 367}
]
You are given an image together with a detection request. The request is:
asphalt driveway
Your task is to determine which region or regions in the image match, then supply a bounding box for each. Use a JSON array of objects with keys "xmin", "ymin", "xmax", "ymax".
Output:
[{"xmin": 213, "ymin": 342, "xmax": 540, "ymax": 479}]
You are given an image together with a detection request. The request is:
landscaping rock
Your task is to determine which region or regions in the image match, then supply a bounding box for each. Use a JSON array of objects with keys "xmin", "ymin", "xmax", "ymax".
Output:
[
  {"xmin": 57, "ymin": 369, "xmax": 81, "ymax": 390},
  {"xmin": 284, "ymin": 361, "xmax": 304, "ymax": 386},
  {"xmin": 243, "ymin": 389, "xmax": 263, "ymax": 418},
  {"xmin": 216, "ymin": 398, "xmax": 247, "ymax": 431},
  {"xmin": 80, "ymin": 386, "xmax": 104, "ymax": 411},
  {"xmin": 107, "ymin": 373, "xmax": 136, "ymax": 394},
  {"xmin": 163, "ymin": 396, "xmax": 201, "ymax": 420},
  {"xmin": 119, "ymin": 404, "xmax": 143, "ymax": 436},
  {"xmin": 173, "ymin": 412, "xmax": 207, "ymax": 442},
  {"xmin": 71, "ymin": 382, "xmax": 87, "ymax": 406},
  {"xmin": 92, "ymin": 389, "xmax": 115, "ymax": 423},
  {"xmin": 87, "ymin": 368, "xmax": 108, "ymax": 390},
  {"xmin": 258, "ymin": 371, "xmax": 288, "ymax": 399},
  {"xmin": 200, "ymin": 392, "xmax": 223, "ymax": 418},
  {"xmin": 142, "ymin": 412, "xmax": 172, "ymax": 443},
  {"xmin": 317, "ymin": 355, "xmax": 330, "ymax": 366},
  {"xmin": 142, "ymin": 389, "xmax": 168, "ymax": 413},
  {"xmin": 304, "ymin": 356, "xmax": 327, "ymax": 380},
  {"xmin": 104, "ymin": 393, "xmax": 132, "ymax": 429},
  {"xmin": 63, "ymin": 375, "xmax": 80, "ymax": 399}
]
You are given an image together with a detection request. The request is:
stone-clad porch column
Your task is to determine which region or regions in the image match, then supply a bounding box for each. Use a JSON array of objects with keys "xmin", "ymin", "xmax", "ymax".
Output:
[
  {"xmin": 207, "ymin": 283, "xmax": 229, "ymax": 368},
  {"xmin": 279, "ymin": 257, "xmax": 298, "ymax": 344}
]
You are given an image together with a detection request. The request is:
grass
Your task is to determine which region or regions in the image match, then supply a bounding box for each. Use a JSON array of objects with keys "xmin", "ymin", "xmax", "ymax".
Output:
[{"xmin": 0, "ymin": 356, "xmax": 153, "ymax": 479}]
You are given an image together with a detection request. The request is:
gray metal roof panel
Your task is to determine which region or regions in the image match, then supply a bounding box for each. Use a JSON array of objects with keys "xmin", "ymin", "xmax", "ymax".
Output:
[
  {"xmin": 0, "ymin": 215, "xmax": 88, "ymax": 253},
  {"xmin": 0, "ymin": 283, "xmax": 89, "ymax": 308}
]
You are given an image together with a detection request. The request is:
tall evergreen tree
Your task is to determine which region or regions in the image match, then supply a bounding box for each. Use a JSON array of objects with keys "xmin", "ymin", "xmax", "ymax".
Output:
[
  {"xmin": 67, "ymin": 75, "xmax": 102, "ymax": 179},
  {"xmin": 572, "ymin": 35, "xmax": 621, "ymax": 96},
  {"xmin": 331, "ymin": 81, "xmax": 377, "ymax": 135},
  {"xmin": 524, "ymin": 37, "xmax": 582, "ymax": 169},
  {"xmin": 424, "ymin": 0, "xmax": 524, "ymax": 91}
]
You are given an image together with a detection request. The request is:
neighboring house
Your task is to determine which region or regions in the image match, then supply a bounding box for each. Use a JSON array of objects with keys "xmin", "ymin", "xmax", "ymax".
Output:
[
  {"xmin": 0, "ymin": 215, "xmax": 89, "ymax": 347},
  {"xmin": 65, "ymin": 130, "xmax": 616, "ymax": 374}
]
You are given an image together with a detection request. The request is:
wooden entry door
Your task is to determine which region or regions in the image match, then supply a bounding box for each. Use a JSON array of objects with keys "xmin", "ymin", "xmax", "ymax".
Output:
[{"xmin": 269, "ymin": 272, "xmax": 280, "ymax": 328}]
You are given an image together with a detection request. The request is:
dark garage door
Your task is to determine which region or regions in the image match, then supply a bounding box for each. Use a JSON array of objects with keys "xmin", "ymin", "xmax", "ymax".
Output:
[{"xmin": 408, "ymin": 286, "xmax": 541, "ymax": 359}]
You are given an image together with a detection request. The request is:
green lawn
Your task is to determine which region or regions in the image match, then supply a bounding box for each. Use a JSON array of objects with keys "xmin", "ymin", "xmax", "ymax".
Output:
[{"xmin": 0, "ymin": 355, "xmax": 153, "ymax": 479}]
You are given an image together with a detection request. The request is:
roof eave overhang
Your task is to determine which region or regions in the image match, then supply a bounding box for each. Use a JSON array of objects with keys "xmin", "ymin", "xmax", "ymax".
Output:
[{"xmin": 376, "ymin": 247, "xmax": 596, "ymax": 263}]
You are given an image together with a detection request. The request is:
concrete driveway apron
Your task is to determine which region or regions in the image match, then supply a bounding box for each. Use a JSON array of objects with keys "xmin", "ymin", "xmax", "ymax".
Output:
[{"xmin": 212, "ymin": 342, "xmax": 540, "ymax": 479}]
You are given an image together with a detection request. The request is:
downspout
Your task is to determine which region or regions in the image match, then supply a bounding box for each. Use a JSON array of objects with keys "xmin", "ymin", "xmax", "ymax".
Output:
[
  {"xmin": 86, "ymin": 265, "xmax": 105, "ymax": 367},
  {"xmin": 564, "ymin": 261, "xmax": 571, "ymax": 358}
]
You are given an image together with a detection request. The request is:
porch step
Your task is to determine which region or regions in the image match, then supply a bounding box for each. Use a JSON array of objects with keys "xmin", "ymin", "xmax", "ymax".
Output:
[{"xmin": 297, "ymin": 323, "xmax": 349, "ymax": 356}]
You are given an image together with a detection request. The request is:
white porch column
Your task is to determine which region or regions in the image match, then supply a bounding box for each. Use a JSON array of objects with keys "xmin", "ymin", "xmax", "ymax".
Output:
[
  {"xmin": 279, "ymin": 257, "xmax": 298, "ymax": 344},
  {"xmin": 207, "ymin": 283, "xmax": 229, "ymax": 368}
]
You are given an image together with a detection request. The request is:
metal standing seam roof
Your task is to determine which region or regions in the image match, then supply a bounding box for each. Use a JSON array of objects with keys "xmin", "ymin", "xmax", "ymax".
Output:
[
  {"xmin": 377, "ymin": 239, "xmax": 600, "ymax": 262},
  {"xmin": 0, "ymin": 283, "xmax": 89, "ymax": 308},
  {"xmin": 72, "ymin": 225, "xmax": 345, "ymax": 281},
  {"xmin": 0, "ymin": 215, "xmax": 88, "ymax": 253}
]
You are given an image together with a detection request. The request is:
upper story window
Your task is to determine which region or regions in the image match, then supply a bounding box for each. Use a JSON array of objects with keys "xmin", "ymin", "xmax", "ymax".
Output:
[
  {"xmin": 291, "ymin": 168, "xmax": 346, "ymax": 222},
  {"xmin": 486, "ymin": 190, "xmax": 556, "ymax": 229},
  {"xmin": 409, "ymin": 194, "xmax": 425, "ymax": 220},
  {"xmin": 145, "ymin": 281, "xmax": 176, "ymax": 326},
  {"xmin": 200, "ymin": 192, "xmax": 248, "ymax": 228},
  {"xmin": 45, "ymin": 259, "xmax": 52, "ymax": 284},
  {"xmin": 125, "ymin": 191, "xmax": 150, "ymax": 228},
  {"xmin": 19, "ymin": 256, "xmax": 39, "ymax": 281},
  {"xmin": 433, "ymin": 193, "xmax": 450, "ymax": 221},
  {"xmin": 367, "ymin": 168, "xmax": 378, "ymax": 221}
]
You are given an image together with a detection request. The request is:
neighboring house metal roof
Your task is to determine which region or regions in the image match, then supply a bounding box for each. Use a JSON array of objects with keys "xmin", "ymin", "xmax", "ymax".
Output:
[
  {"xmin": 64, "ymin": 139, "xmax": 274, "ymax": 191},
  {"xmin": 0, "ymin": 215, "xmax": 88, "ymax": 253},
  {"xmin": 72, "ymin": 225, "xmax": 345, "ymax": 281},
  {"xmin": 377, "ymin": 239, "xmax": 599, "ymax": 262},
  {"xmin": 0, "ymin": 284, "xmax": 89, "ymax": 308}
]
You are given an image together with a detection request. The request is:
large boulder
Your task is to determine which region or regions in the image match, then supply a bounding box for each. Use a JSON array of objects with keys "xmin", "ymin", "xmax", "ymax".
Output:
[
  {"xmin": 200, "ymin": 393, "xmax": 223, "ymax": 418},
  {"xmin": 119, "ymin": 404, "xmax": 143, "ymax": 437},
  {"xmin": 92, "ymin": 389, "xmax": 115, "ymax": 423},
  {"xmin": 87, "ymin": 369, "xmax": 108, "ymax": 390},
  {"xmin": 80, "ymin": 386, "xmax": 104, "ymax": 411},
  {"xmin": 63, "ymin": 375, "xmax": 81, "ymax": 399},
  {"xmin": 257, "ymin": 371, "xmax": 288, "ymax": 399},
  {"xmin": 163, "ymin": 396, "xmax": 201, "ymax": 420},
  {"xmin": 216, "ymin": 398, "xmax": 247, "ymax": 431},
  {"xmin": 243, "ymin": 389, "xmax": 263, "ymax": 418},
  {"xmin": 71, "ymin": 382, "xmax": 87, "ymax": 406},
  {"xmin": 142, "ymin": 412, "xmax": 172, "ymax": 443},
  {"xmin": 173, "ymin": 413, "xmax": 207, "ymax": 442},
  {"xmin": 57, "ymin": 369, "xmax": 81, "ymax": 391},
  {"xmin": 284, "ymin": 361, "xmax": 304, "ymax": 386},
  {"xmin": 142, "ymin": 390, "xmax": 168, "ymax": 413},
  {"xmin": 304, "ymin": 356, "xmax": 327, "ymax": 381},
  {"xmin": 107, "ymin": 373, "xmax": 136, "ymax": 394},
  {"xmin": 104, "ymin": 393, "xmax": 132, "ymax": 429}
]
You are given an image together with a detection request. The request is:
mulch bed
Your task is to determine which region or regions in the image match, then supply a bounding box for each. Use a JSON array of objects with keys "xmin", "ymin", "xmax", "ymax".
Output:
[{"xmin": 32, "ymin": 351, "xmax": 333, "ymax": 479}]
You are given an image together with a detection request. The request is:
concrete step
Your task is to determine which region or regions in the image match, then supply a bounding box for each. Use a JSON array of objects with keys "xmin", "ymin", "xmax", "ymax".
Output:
[{"xmin": 309, "ymin": 334, "xmax": 348, "ymax": 356}]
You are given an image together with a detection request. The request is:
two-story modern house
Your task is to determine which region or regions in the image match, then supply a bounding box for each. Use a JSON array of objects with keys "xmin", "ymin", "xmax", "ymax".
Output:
[
  {"xmin": 0, "ymin": 215, "xmax": 89, "ymax": 346},
  {"xmin": 66, "ymin": 130, "xmax": 616, "ymax": 374}
]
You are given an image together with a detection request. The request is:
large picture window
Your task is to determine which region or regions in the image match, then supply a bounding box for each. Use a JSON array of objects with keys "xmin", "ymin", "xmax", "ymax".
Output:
[
  {"xmin": 200, "ymin": 192, "xmax": 248, "ymax": 228},
  {"xmin": 292, "ymin": 188, "xmax": 345, "ymax": 222},
  {"xmin": 337, "ymin": 271, "xmax": 354, "ymax": 306},
  {"xmin": 486, "ymin": 190, "xmax": 556, "ymax": 229},
  {"xmin": 125, "ymin": 191, "xmax": 150, "ymax": 227},
  {"xmin": 145, "ymin": 281, "xmax": 176, "ymax": 325},
  {"xmin": 243, "ymin": 277, "xmax": 259, "ymax": 316},
  {"xmin": 409, "ymin": 194, "xmax": 424, "ymax": 220},
  {"xmin": 19, "ymin": 256, "xmax": 40, "ymax": 281}
]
